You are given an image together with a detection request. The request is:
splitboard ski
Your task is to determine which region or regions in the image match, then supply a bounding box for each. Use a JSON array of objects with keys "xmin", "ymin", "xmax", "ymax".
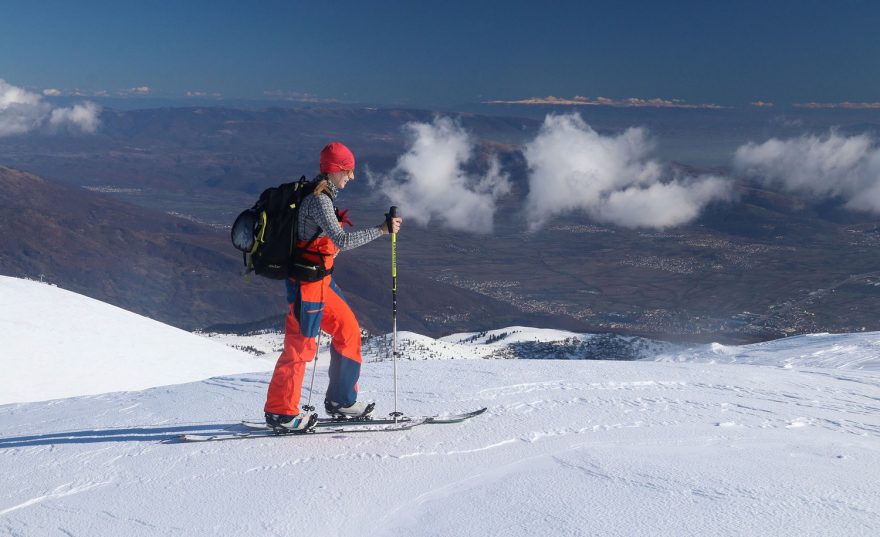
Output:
[
  {"xmin": 241, "ymin": 406, "xmax": 487, "ymax": 430},
  {"xmin": 179, "ymin": 418, "xmax": 425, "ymax": 443}
]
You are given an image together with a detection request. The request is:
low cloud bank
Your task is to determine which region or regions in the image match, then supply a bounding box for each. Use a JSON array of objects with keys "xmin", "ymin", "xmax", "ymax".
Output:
[
  {"xmin": 486, "ymin": 95, "xmax": 722, "ymax": 109},
  {"xmin": 523, "ymin": 114, "xmax": 732, "ymax": 230},
  {"xmin": 734, "ymin": 131, "xmax": 880, "ymax": 213},
  {"xmin": 794, "ymin": 102, "xmax": 880, "ymax": 110},
  {"xmin": 0, "ymin": 79, "xmax": 101, "ymax": 136},
  {"xmin": 370, "ymin": 116, "xmax": 510, "ymax": 234}
]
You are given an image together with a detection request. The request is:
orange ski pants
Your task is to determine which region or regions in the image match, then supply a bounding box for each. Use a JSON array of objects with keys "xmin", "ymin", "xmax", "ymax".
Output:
[{"xmin": 264, "ymin": 275, "xmax": 364, "ymax": 416}]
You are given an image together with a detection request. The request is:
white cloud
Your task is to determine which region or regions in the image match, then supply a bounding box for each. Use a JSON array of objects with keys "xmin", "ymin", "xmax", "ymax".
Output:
[
  {"xmin": 794, "ymin": 102, "xmax": 880, "ymax": 110},
  {"xmin": 369, "ymin": 116, "xmax": 511, "ymax": 234},
  {"xmin": 596, "ymin": 175, "xmax": 732, "ymax": 228},
  {"xmin": 0, "ymin": 79, "xmax": 101, "ymax": 136},
  {"xmin": 62, "ymin": 89, "xmax": 109, "ymax": 97},
  {"xmin": 487, "ymin": 95, "xmax": 723, "ymax": 109},
  {"xmin": 42, "ymin": 88, "xmax": 62, "ymax": 97},
  {"xmin": 734, "ymin": 130, "xmax": 880, "ymax": 212},
  {"xmin": 49, "ymin": 102, "xmax": 102, "ymax": 133},
  {"xmin": 186, "ymin": 91, "xmax": 222, "ymax": 98},
  {"xmin": 0, "ymin": 80, "xmax": 42, "ymax": 108},
  {"xmin": 523, "ymin": 113, "xmax": 732, "ymax": 230},
  {"xmin": 123, "ymin": 86, "xmax": 151, "ymax": 95},
  {"xmin": 263, "ymin": 90, "xmax": 341, "ymax": 103},
  {"xmin": 0, "ymin": 79, "xmax": 50, "ymax": 136},
  {"xmin": 88, "ymin": 86, "xmax": 152, "ymax": 97}
]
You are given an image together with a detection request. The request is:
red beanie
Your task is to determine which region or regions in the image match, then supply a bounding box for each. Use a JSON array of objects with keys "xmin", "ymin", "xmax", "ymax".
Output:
[{"xmin": 319, "ymin": 142, "xmax": 355, "ymax": 173}]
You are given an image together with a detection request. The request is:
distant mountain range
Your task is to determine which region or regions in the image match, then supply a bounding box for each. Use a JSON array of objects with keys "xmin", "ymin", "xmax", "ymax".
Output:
[
  {"xmin": 0, "ymin": 106, "xmax": 537, "ymax": 196},
  {"xmin": 0, "ymin": 165, "xmax": 272, "ymax": 330},
  {"xmin": 0, "ymin": 166, "xmax": 585, "ymax": 335},
  {"xmin": 5, "ymin": 106, "xmax": 880, "ymax": 342}
]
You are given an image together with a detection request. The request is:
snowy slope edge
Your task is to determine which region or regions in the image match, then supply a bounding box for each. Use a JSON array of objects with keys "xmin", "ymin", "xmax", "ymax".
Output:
[{"xmin": 0, "ymin": 276, "xmax": 270, "ymax": 405}]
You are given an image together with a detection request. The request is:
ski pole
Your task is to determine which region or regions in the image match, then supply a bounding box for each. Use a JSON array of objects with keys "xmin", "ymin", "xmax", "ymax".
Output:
[
  {"xmin": 301, "ymin": 330, "xmax": 323, "ymax": 413},
  {"xmin": 386, "ymin": 206, "xmax": 402, "ymax": 420}
]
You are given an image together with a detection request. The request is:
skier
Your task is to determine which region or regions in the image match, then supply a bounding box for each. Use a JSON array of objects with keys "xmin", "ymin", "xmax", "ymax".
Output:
[{"xmin": 263, "ymin": 141, "xmax": 403, "ymax": 432}]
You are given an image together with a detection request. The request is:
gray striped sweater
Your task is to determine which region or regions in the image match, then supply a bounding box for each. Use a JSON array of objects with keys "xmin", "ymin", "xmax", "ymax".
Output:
[{"xmin": 297, "ymin": 180, "xmax": 383, "ymax": 251}]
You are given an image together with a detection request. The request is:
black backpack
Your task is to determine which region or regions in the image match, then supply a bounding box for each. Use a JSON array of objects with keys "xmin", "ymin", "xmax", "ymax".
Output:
[{"xmin": 231, "ymin": 176, "xmax": 330, "ymax": 280}]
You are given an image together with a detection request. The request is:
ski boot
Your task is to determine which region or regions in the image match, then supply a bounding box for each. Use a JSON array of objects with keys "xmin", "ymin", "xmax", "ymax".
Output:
[
  {"xmin": 264, "ymin": 412, "xmax": 318, "ymax": 435},
  {"xmin": 324, "ymin": 399, "xmax": 376, "ymax": 421}
]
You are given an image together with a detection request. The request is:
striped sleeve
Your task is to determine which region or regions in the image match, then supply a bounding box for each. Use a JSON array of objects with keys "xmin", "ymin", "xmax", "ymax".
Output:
[{"xmin": 305, "ymin": 193, "xmax": 383, "ymax": 251}]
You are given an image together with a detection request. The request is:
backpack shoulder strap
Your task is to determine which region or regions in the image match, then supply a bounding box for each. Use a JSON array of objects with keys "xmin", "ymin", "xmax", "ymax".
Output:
[{"xmin": 294, "ymin": 180, "xmax": 333, "ymax": 255}]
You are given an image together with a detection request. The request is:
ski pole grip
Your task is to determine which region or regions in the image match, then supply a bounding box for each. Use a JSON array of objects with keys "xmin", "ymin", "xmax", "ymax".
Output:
[{"xmin": 385, "ymin": 206, "xmax": 398, "ymax": 234}]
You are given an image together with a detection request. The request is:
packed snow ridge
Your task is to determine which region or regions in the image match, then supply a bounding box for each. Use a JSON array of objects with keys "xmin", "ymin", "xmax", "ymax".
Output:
[
  {"xmin": 201, "ymin": 324, "xmax": 880, "ymax": 371},
  {"xmin": 0, "ymin": 275, "xmax": 268, "ymax": 404},
  {"xmin": 1, "ymin": 276, "xmax": 878, "ymax": 536}
]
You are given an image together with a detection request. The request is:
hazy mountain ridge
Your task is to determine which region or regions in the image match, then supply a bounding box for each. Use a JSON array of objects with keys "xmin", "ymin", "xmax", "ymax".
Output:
[
  {"xmin": 0, "ymin": 165, "xmax": 279, "ymax": 330},
  {"xmin": 5, "ymin": 106, "xmax": 880, "ymax": 341},
  {"xmin": 0, "ymin": 166, "xmax": 582, "ymax": 334},
  {"xmin": 0, "ymin": 106, "xmax": 540, "ymax": 195}
]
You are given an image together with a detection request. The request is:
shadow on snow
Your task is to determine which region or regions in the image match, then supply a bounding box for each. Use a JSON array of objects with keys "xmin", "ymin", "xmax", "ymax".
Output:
[{"xmin": 0, "ymin": 423, "xmax": 240, "ymax": 447}]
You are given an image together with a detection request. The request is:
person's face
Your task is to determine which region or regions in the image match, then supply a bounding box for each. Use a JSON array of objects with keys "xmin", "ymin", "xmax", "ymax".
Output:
[{"xmin": 329, "ymin": 169, "xmax": 354, "ymax": 189}]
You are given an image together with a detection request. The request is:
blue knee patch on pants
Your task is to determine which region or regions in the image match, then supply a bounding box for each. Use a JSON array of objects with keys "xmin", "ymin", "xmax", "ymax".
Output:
[
  {"xmin": 299, "ymin": 302, "xmax": 323, "ymax": 338},
  {"xmin": 287, "ymin": 279, "xmax": 323, "ymax": 338},
  {"xmin": 326, "ymin": 346, "xmax": 360, "ymax": 406}
]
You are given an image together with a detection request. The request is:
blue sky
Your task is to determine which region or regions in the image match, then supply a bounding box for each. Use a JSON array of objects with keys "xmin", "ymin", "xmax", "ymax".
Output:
[{"xmin": 1, "ymin": 0, "xmax": 878, "ymax": 107}]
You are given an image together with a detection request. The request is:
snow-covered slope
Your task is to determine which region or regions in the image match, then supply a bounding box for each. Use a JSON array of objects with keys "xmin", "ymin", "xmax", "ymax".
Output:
[
  {"xmin": 198, "ymin": 321, "xmax": 880, "ymax": 375},
  {"xmin": 654, "ymin": 331, "xmax": 880, "ymax": 371},
  {"xmin": 1, "ymin": 359, "xmax": 878, "ymax": 536},
  {"xmin": 3, "ymin": 277, "xmax": 879, "ymax": 536},
  {"xmin": 0, "ymin": 276, "xmax": 270, "ymax": 404},
  {"xmin": 200, "ymin": 326, "xmax": 679, "ymax": 362}
]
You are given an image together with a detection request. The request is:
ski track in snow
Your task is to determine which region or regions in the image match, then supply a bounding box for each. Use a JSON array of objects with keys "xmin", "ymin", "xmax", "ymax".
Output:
[
  {"xmin": 2, "ymin": 360, "xmax": 879, "ymax": 537},
  {"xmin": 0, "ymin": 480, "xmax": 112, "ymax": 516}
]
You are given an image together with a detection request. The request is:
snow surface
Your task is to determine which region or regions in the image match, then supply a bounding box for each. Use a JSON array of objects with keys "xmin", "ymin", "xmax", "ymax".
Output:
[
  {"xmin": 199, "ymin": 323, "xmax": 880, "ymax": 371},
  {"xmin": 440, "ymin": 325, "xmax": 584, "ymax": 344},
  {"xmin": 2, "ymin": 276, "xmax": 879, "ymax": 536},
  {"xmin": 200, "ymin": 326, "xmax": 679, "ymax": 362},
  {"xmin": 195, "ymin": 329, "xmax": 283, "ymax": 357},
  {"xmin": 2, "ymin": 361, "xmax": 878, "ymax": 536},
  {"xmin": 0, "ymin": 276, "xmax": 270, "ymax": 404},
  {"xmin": 654, "ymin": 331, "xmax": 880, "ymax": 371}
]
